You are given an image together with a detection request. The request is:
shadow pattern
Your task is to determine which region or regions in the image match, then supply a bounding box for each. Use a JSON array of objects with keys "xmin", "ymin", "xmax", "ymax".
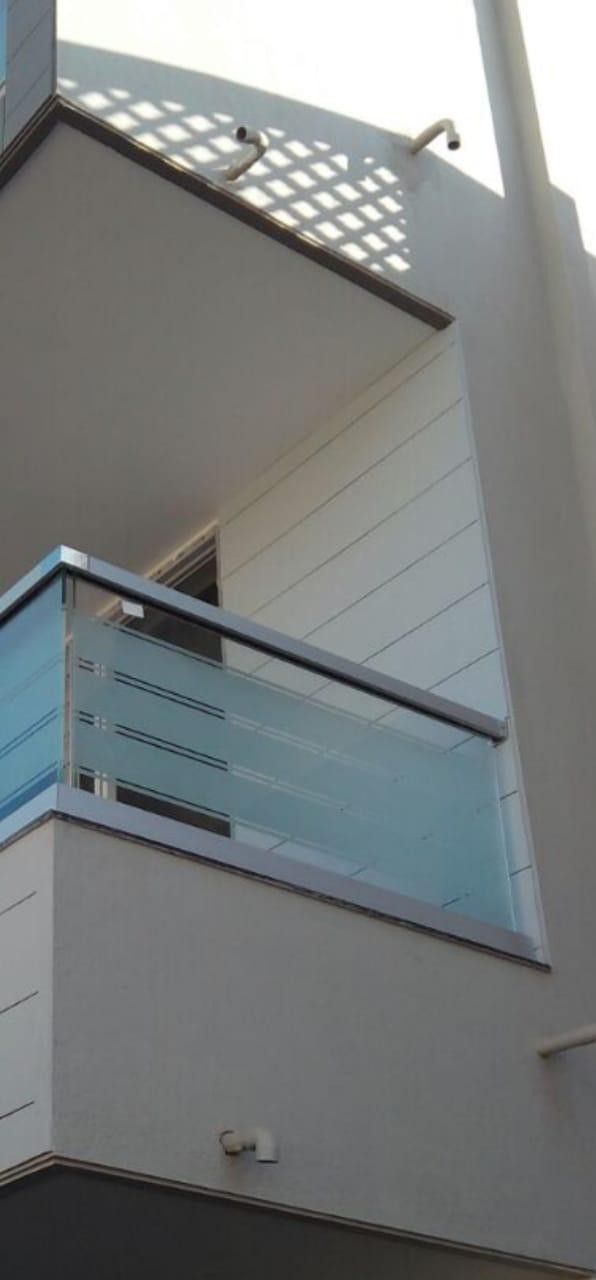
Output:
[{"xmin": 59, "ymin": 43, "xmax": 412, "ymax": 279}]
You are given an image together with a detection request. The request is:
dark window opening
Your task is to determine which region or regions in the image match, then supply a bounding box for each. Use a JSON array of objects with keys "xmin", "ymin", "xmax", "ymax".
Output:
[{"xmin": 114, "ymin": 537, "xmax": 231, "ymax": 837}]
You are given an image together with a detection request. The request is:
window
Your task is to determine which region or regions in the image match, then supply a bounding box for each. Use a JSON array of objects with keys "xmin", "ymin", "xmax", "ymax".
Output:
[
  {"xmin": 132, "ymin": 534, "xmax": 222, "ymax": 664},
  {"xmin": 82, "ymin": 533, "xmax": 230, "ymax": 837}
]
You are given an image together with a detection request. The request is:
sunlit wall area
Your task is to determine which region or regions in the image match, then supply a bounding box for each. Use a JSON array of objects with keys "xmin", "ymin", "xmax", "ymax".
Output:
[{"xmin": 57, "ymin": 0, "xmax": 503, "ymax": 286}]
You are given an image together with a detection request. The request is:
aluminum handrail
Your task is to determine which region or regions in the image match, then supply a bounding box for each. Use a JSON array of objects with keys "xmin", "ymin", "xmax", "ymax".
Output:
[{"xmin": 0, "ymin": 546, "xmax": 508, "ymax": 741}]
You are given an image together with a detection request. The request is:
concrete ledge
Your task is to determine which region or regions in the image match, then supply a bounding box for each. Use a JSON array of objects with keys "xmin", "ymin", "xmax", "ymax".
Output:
[{"xmin": 0, "ymin": 785, "xmax": 540, "ymax": 965}]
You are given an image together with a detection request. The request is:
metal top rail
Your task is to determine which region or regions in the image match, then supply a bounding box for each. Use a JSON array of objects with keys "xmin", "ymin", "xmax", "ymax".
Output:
[{"xmin": 0, "ymin": 546, "xmax": 508, "ymax": 742}]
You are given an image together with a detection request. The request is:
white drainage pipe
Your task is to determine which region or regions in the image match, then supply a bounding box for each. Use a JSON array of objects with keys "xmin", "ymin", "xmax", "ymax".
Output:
[
  {"xmin": 410, "ymin": 118, "xmax": 461, "ymax": 154},
  {"xmin": 537, "ymin": 1023, "xmax": 596, "ymax": 1058}
]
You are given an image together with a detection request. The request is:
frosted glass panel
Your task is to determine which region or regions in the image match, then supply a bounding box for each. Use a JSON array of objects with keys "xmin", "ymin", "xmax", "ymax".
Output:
[
  {"xmin": 70, "ymin": 600, "xmax": 514, "ymax": 931},
  {"xmin": 0, "ymin": 580, "xmax": 65, "ymax": 820}
]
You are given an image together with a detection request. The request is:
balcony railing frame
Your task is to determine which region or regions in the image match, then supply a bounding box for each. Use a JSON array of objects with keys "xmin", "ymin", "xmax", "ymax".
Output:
[
  {"xmin": 0, "ymin": 547, "xmax": 539, "ymax": 967},
  {"xmin": 0, "ymin": 546, "xmax": 507, "ymax": 743}
]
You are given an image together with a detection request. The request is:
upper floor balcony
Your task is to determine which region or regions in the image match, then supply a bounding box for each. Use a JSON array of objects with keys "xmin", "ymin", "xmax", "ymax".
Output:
[
  {"xmin": 0, "ymin": 545, "xmax": 532, "ymax": 961},
  {"xmin": 3, "ymin": 10, "xmax": 596, "ymax": 1275}
]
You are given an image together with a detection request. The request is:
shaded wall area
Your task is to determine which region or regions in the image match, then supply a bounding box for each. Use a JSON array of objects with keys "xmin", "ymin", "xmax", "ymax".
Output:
[
  {"xmin": 50, "ymin": 821, "xmax": 596, "ymax": 1269},
  {"xmin": 1, "ymin": 1166, "xmax": 571, "ymax": 1280}
]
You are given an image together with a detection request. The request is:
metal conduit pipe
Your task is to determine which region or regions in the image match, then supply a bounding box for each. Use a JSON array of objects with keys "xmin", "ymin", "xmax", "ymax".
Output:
[
  {"xmin": 224, "ymin": 126, "xmax": 268, "ymax": 181},
  {"xmin": 537, "ymin": 1024, "xmax": 596, "ymax": 1058},
  {"xmin": 410, "ymin": 118, "xmax": 461, "ymax": 154}
]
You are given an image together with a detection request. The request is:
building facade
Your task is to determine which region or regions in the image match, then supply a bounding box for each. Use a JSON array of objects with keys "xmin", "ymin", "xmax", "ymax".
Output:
[{"xmin": 1, "ymin": 2, "xmax": 596, "ymax": 1275}]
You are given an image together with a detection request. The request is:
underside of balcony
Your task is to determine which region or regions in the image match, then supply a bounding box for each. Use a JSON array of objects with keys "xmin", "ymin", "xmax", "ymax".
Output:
[{"xmin": 0, "ymin": 108, "xmax": 440, "ymax": 592}]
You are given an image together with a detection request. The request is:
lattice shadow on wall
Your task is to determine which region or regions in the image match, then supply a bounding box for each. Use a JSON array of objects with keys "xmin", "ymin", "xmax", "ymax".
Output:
[{"xmin": 59, "ymin": 45, "xmax": 412, "ymax": 279}]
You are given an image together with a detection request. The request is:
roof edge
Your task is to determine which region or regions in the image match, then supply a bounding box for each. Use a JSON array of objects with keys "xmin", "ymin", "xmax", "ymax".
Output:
[{"xmin": 0, "ymin": 94, "xmax": 452, "ymax": 330}]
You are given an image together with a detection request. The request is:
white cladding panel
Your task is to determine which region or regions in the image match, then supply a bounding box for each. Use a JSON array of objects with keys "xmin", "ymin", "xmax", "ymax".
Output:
[
  {"xmin": 0, "ymin": 824, "xmax": 53, "ymax": 1174},
  {"xmin": 219, "ymin": 331, "xmax": 539, "ymax": 945}
]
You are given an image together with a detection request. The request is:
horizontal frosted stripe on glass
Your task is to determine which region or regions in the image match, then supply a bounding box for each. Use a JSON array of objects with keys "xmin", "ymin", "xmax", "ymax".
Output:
[
  {"xmin": 75, "ymin": 719, "xmax": 510, "ymax": 923},
  {"xmin": 72, "ymin": 616, "xmax": 430, "ymax": 760},
  {"xmin": 73, "ymin": 665, "xmax": 500, "ymax": 853},
  {"xmin": 71, "ymin": 612, "xmax": 513, "ymax": 928},
  {"xmin": 71, "ymin": 617, "xmax": 493, "ymax": 787}
]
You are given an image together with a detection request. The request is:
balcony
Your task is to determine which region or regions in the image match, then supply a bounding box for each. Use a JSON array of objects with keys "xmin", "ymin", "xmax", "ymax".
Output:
[
  {"xmin": 0, "ymin": 546, "xmax": 531, "ymax": 960},
  {"xmin": 0, "ymin": 117, "xmax": 437, "ymax": 596}
]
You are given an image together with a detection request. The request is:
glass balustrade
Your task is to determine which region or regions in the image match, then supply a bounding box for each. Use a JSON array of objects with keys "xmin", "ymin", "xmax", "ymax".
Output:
[
  {"xmin": 0, "ymin": 579, "xmax": 65, "ymax": 820},
  {"xmin": 0, "ymin": 559, "xmax": 517, "ymax": 937}
]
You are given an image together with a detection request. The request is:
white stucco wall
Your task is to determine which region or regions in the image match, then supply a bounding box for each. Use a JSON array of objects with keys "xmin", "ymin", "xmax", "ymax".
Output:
[
  {"xmin": 49, "ymin": 817, "xmax": 596, "ymax": 1272},
  {"xmin": 57, "ymin": 0, "xmax": 502, "ymax": 181},
  {"xmin": 57, "ymin": 0, "xmax": 504, "ymax": 287}
]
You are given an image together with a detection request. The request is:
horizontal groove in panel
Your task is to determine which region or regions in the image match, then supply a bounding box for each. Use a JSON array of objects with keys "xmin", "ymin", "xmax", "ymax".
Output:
[
  {"xmin": 226, "ymin": 404, "xmax": 469, "ymax": 616},
  {"xmin": 0, "ymin": 998, "xmax": 43, "ymax": 1118},
  {"xmin": 236, "ymin": 525, "xmax": 488, "ymax": 686},
  {"xmin": 0, "ymin": 990, "xmax": 38, "ymax": 1017},
  {"xmin": 221, "ymin": 348, "xmax": 461, "ymax": 574},
  {"xmin": 0, "ymin": 889, "xmax": 37, "ymax": 919},
  {"xmin": 0, "ymin": 1099, "xmax": 35, "ymax": 1123},
  {"xmin": 220, "ymin": 329, "xmax": 455, "ymax": 528},
  {"xmin": 369, "ymin": 586, "xmax": 498, "ymax": 691},
  {"xmin": 247, "ymin": 463, "xmax": 479, "ymax": 639},
  {"xmin": 432, "ymin": 650, "xmax": 507, "ymax": 721}
]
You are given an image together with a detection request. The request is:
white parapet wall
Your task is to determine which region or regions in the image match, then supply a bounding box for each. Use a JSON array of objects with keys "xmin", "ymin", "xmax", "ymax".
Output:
[{"xmin": 57, "ymin": 0, "xmax": 503, "ymax": 292}]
